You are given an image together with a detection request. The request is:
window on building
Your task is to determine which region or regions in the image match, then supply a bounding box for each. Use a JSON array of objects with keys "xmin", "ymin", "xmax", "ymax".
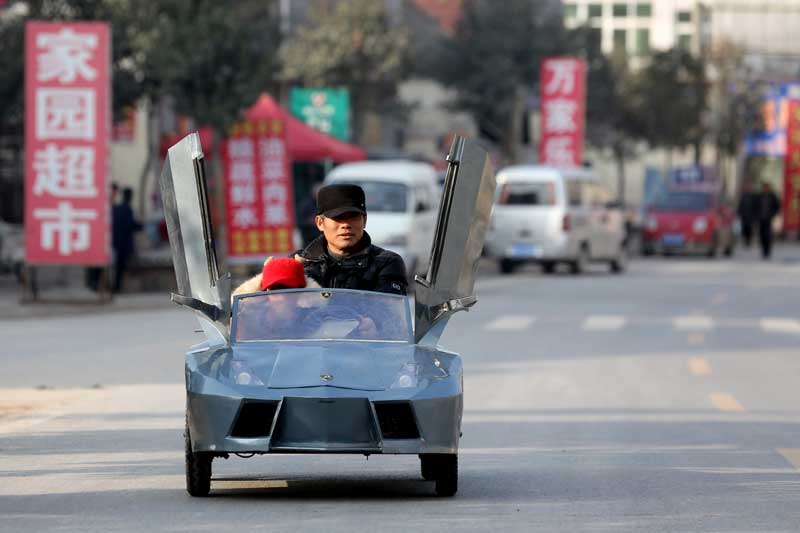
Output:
[
  {"xmin": 613, "ymin": 4, "xmax": 628, "ymax": 17},
  {"xmin": 636, "ymin": 29, "xmax": 650, "ymax": 55},
  {"xmin": 678, "ymin": 34, "xmax": 692, "ymax": 50},
  {"xmin": 636, "ymin": 3, "xmax": 652, "ymax": 17},
  {"xmin": 588, "ymin": 4, "xmax": 602, "ymax": 18},
  {"xmin": 613, "ymin": 29, "xmax": 627, "ymax": 53},
  {"xmin": 564, "ymin": 3, "xmax": 578, "ymax": 18},
  {"xmin": 677, "ymin": 10, "xmax": 692, "ymax": 23}
]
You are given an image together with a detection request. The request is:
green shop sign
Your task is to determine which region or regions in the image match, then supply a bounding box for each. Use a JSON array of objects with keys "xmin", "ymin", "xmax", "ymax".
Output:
[{"xmin": 289, "ymin": 88, "xmax": 351, "ymax": 141}]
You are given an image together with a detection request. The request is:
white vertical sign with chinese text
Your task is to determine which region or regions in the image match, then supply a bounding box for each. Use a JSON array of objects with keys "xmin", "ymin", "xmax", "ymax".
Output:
[
  {"xmin": 25, "ymin": 22, "xmax": 110, "ymax": 265},
  {"xmin": 539, "ymin": 57, "xmax": 587, "ymax": 168}
]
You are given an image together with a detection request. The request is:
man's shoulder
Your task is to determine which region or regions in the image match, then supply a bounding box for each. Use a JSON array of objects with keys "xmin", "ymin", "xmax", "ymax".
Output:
[{"xmin": 367, "ymin": 243, "xmax": 403, "ymax": 263}]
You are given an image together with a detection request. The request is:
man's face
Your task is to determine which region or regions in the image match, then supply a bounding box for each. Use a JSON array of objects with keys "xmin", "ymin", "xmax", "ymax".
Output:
[{"xmin": 315, "ymin": 212, "xmax": 366, "ymax": 254}]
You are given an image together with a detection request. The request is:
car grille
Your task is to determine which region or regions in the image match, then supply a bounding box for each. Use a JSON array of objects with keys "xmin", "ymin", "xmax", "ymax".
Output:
[
  {"xmin": 230, "ymin": 401, "xmax": 279, "ymax": 438},
  {"xmin": 374, "ymin": 402, "xmax": 420, "ymax": 439}
]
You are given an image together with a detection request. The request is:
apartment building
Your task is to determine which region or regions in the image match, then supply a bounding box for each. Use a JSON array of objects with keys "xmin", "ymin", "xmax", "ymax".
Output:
[{"xmin": 563, "ymin": 1, "xmax": 709, "ymax": 57}]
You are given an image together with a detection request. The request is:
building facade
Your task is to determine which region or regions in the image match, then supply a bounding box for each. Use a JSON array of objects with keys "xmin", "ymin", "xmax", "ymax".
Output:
[{"xmin": 563, "ymin": 0, "xmax": 709, "ymax": 57}]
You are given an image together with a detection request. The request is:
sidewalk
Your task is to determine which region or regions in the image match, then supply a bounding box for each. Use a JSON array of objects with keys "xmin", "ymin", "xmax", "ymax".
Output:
[{"xmin": 0, "ymin": 276, "xmax": 173, "ymax": 320}]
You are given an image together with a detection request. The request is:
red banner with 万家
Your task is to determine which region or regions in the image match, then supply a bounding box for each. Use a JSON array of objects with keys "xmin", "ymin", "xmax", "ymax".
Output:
[
  {"xmin": 538, "ymin": 57, "xmax": 587, "ymax": 168},
  {"xmin": 223, "ymin": 119, "xmax": 296, "ymax": 264},
  {"xmin": 783, "ymin": 101, "xmax": 800, "ymax": 233},
  {"xmin": 24, "ymin": 21, "xmax": 111, "ymax": 265}
]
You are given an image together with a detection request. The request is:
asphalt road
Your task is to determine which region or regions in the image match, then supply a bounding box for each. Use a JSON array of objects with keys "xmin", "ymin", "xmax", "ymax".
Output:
[{"xmin": 2, "ymin": 246, "xmax": 800, "ymax": 532}]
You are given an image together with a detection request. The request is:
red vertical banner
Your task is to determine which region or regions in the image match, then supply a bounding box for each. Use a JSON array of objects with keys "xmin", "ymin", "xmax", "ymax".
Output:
[
  {"xmin": 538, "ymin": 57, "xmax": 587, "ymax": 168},
  {"xmin": 783, "ymin": 101, "xmax": 800, "ymax": 233},
  {"xmin": 25, "ymin": 22, "xmax": 111, "ymax": 265},
  {"xmin": 223, "ymin": 119, "xmax": 296, "ymax": 264}
]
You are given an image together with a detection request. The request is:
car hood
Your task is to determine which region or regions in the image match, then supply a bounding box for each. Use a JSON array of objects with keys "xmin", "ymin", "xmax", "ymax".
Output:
[{"xmin": 229, "ymin": 341, "xmax": 434, "ymax": 391}]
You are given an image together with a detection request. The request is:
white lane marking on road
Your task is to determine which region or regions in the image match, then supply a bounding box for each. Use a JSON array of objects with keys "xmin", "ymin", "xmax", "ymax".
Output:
[
  {"xmin": 760, "ymin": 318, "xmax": 800, "ymax": 335},
  {"xmin": 709, "ymin": 393, "xmax": 745, "ymax": 413},
  {"xmin": 688, "ymin": 357, "xmax": 712, "ymax": 375},
  {"xmin": 582, "ymin": 315, "xmax": 626, "ymax": 331},
  {"xmin": 776, "ymin": 449, "xmax": 800, "ymax": 472},
  {"xmin": 485, "ymin": 315, "xmax": 535, "ymax": 331},
  {"xmin": 674, "ymin": 315, "xmax": 714, "ymax": 331}
]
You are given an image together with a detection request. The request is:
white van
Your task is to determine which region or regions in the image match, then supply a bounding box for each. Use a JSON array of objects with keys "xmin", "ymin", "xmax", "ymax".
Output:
[
  {"xmin": 324, "ymin": 160, "xmax": 440, "ymax": 276},
  {"xmin": 484, "ymin": 165, "xmax": 627, "ymax": 275}
]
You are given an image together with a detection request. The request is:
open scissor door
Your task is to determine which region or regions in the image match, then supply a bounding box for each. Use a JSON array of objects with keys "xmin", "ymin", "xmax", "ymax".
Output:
[
  {"xmin": 159, "ymin": 133, "xmax": 231, "ymax": 328},
  {"xmin": 414, "ymin": 136, "xmax": 496, "ymax": 344}
]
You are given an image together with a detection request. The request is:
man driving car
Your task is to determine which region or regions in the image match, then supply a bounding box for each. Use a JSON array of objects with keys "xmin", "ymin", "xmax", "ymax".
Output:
[{"xmin": 233, "ymin": 183, "xmax": 408, "ymax": 296}]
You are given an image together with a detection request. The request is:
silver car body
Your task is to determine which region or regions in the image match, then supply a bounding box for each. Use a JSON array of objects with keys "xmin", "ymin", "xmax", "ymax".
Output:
[
  {"xmin": 159, "ymin": 134, "xmax": 494, "ymax": 463},
  {"xmin": 485, "ymin": 165, "xmax": 625, "ymax": 268}
]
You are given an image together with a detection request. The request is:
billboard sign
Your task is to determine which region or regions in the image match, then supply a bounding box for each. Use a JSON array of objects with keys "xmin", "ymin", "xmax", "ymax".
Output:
[
  {"xmin": 289, "ymin": 87, "xmax": 350, "ymax": 141},
  {"xmin": 745, "ymin": 83, "xmax": 800, "ymax": 157},
  {"xmin": 25, "ymin": 21, "xmax": 111, "ymax": 265},
  {"xmin": 223, "ymin": 119, "xmax": 296, "ymax": 264},
  {"xmin": 538, "ymin": 57, "xmax": 587, "ymax": 167},
  {"xmin": 783, "ymin": 101, "xmax": 800, "ymax": 232}
]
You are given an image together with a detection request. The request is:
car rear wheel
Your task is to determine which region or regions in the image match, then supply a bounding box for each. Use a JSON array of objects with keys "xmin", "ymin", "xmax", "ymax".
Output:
[
  {"xmin": 610, "ymin": 245, "xmax": 627, "ymax": 273},
  {"xmin": 570, "ymin": 246, "xmax": 589, "ymax": 275},
  {"xmin": 541, "ymin": 261, "xmax": 556, "ymax": 274},
  {"xmin": 420, "ymin": 454, "xmax": 458, "ymax": 497},
  {"xmin": 499, "ymin": 259, "xmax": 517, "ymax": 274},
  {"xmin": 419, "ymin": 454, "xmax": 437, "ymax": 481},
  {"xmin": 185, "ymin": 417, "xmax": 212, "ymax": 497},
  {"xmin": 706, "ymin": 235, "xmax": 719, "ymax": 258}
]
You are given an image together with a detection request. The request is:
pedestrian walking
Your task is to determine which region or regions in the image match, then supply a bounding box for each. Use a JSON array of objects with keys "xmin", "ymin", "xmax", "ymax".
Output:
[
  {"xmin": 112, "ymin": 188, "xmax": 142, "ymax": 292},
  {"xmin": 737, "ymin": 181, "xmax": 756, "ymax": 247},
  {"xmin": 755, "ymin": 182, "xmax": 780, "ymax": 259}
]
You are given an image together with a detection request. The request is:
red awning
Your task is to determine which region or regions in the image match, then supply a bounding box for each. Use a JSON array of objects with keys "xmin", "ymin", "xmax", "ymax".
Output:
[{"xmin": 244, "ymin": 93, "xmax": 366, "ymax": 164}]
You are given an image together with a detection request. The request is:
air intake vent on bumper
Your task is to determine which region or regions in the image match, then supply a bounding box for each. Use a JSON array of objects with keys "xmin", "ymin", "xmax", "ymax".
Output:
[
  {"xmin": 230, "ymin": 401, "xmax": 278, "ymax": 438},
  {"xmin": 374, "ymin": 402, "xmax": 420, "ymax": 439}
]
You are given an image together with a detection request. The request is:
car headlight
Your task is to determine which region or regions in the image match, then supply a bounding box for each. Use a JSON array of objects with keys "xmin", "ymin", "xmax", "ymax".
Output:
[
  {"xmin": 390, "ymin": 363, "xmax": 418, "ymax": 389},
  {"xmin": 383, "ymin": 234, "xmax": 407, "ymax": 246},
  {"xmin": 229, "ymin": 360, "xmax": 264, "ymax": 386},
  {"xmin": 646, "ymin": 217, "xmax": 658, "ymax": 231},
  {"xmin": 693, "ymin": 217, "xmax": 708, "ymax": 233}
]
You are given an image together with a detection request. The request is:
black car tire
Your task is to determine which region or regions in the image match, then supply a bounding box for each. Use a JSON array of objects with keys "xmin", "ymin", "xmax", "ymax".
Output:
[
  {"xmin": 570, "ymin": 246, "xmax": 589, "ymax": 275},
  {"xmin": 421, "ymin": 454, "xmax": 458, "ymax": 496},
  {"xmin": 499, "ymin": 259, "xmax": 516, "ymax": 275},
  {"xmin": 541, "ymin": 262, "xmax": 556, "ymax": 274},
  {"xmin": 419, "ymin": 454, "xmax": 437, "ymax": 481},
  {"xmin": 185, "ymin": 418, "xmax": 212, "ymax": 497},
  {"xmin": 610, "ymin": 245, "xmax": 627, "ymax": 273}
]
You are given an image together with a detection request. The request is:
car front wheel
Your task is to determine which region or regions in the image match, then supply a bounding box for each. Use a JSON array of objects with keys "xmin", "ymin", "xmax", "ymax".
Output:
[
  {"xmin": 185, "ymin": 418, "xmax": 212, "ymax": 497},
  {"xmin": 420, "ymin": 453, "xmax": 458, "ymax": 497}
]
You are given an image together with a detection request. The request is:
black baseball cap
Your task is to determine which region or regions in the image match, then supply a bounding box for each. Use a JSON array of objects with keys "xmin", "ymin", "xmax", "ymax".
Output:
[{"xmin": 316, "ymin": 184, "xmax": 367, "ymax": 217}]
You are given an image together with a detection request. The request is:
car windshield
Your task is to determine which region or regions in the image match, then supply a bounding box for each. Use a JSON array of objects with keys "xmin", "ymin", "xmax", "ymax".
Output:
[
  {"xmin": 343, "ymin": 181, "xmax": 408, "ymax": 213},
  {"xmin": 234, "ymin": 289, "xmax": 412, "ymax": 342},
  {"xmin": 497, "ymin": 181, "xmax": 556, "ymax": 206},
  {"xmin": 651, "ymin": 191, "xmax": 712, "ymax": 211}
]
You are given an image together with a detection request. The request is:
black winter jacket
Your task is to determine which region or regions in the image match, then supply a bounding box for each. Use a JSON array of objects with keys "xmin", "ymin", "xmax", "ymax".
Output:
[{"xmin": 294, "ymin": 232, "xmax": 408, "ymax": 295}]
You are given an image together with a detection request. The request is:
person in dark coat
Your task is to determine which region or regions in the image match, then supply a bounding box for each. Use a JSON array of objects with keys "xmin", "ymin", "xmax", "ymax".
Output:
[
  {"xmin": 112, "ymin": 188, "xmax": 142, "ymax": 292},
  {"xmin": 87, "ymin": 182, "xmax": 119, "ymax": 291},
  {"xmin": 755, "ymin": 182, "xmax": 780, "ymax": 259},
  {"xmin": 233, "ymin": 184, "xmax": 407, "ymax": 296},
  {"xmin": 737, "ymin": 181, "xmax": 756, "ymax": 247}
]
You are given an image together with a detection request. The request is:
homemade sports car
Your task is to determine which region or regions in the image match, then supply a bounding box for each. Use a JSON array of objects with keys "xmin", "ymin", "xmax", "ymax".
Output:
[{"xmin": 159, "ymin": 133, "xmax": 495, "ymax": 497}]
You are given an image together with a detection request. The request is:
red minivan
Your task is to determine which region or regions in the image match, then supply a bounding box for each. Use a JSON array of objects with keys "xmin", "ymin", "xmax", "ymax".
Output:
[{"xmin": 641, "ymin": 188, "xmax": 736, "ymax": 257}]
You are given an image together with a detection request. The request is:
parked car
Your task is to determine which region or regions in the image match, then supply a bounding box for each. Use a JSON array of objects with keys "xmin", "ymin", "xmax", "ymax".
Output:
[
  {"xmin": 484, "ymin": 165, "xmax": 627, "ymax": 274},
  {"xmin": 324, "ymin": 160, "xmax": 440, "ymax": 277},
  {"xmin": 641, "ymin": 186, "xmax": 736, "ymax": 257}
]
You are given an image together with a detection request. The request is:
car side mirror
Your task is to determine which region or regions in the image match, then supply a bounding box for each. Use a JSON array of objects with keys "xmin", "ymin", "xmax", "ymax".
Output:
[{"xmin": 416, "ymin": 202, "xmax": 427, "ymax": 213}]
